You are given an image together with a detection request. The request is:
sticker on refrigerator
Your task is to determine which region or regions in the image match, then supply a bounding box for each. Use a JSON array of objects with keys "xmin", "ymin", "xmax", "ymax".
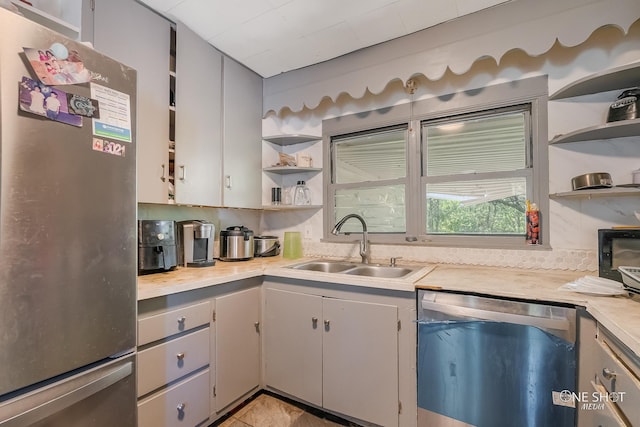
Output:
[
  {"xmin": 67, "ymin": 93, "xmax": 100, "ymax": 118},
  {"xmin": 23, "ymin": 46, "xmax": 92, "ymax": 86},
  {"xmin": 91, "ymin": 84, "xmax": 132, "ymax": 143},
  {"xmin": 92, "ymin": 138, "xmax": 126, "ymax": 157},
  {"xmin": 18, "ymin": 77, "xmax": 82, "ymax": 127}
]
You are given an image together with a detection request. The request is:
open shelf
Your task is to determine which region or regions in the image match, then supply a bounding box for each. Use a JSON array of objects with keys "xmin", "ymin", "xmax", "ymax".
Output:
[
  {"xmin": 550, "ymin": 186, "xmax": 640, "ymax": 199},
  {"xmin": 549, "ymin": 118, "xmax": 640, "ymax": 144},
  {"xmin": 263, "ymin": 166, "xmax": 322, "ymax": 175},
  {"xmin": 550, "ymin": 61, "xmax": 640, "ymax": 100},
  {"xmin": 263, "ymin": 134, "xmax": 320, "ymax": 146},
  {"xmin": 262, "ymin": 204, "xmax": 323, "ymax": 211}
]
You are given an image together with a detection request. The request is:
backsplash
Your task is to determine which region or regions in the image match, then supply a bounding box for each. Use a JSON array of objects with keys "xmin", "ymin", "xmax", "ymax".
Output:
[{"xmin": 304, "ymin": 241, "xmax": 598, "ymax": 272}]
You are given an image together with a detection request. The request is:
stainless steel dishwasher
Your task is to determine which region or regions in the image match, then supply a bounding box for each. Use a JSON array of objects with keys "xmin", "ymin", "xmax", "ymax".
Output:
[{"xmin": 417, "ymin": 290, "xmax": 577, "ymax": 427}]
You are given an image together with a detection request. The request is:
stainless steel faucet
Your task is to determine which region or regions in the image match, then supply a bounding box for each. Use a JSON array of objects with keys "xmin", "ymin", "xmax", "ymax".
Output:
[{"xmin": 331, "ymin": 214, "xmax": 370, "ymax": 264}]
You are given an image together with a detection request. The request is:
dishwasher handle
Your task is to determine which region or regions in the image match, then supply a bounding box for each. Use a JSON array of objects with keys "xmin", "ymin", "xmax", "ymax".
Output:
[{"xmin": 421, "ymin": 299, "xmax": 571, "ymax": 332}]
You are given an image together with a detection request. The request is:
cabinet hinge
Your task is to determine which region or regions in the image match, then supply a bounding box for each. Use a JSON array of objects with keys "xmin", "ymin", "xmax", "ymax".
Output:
[
  {"xmin": 212, "ymin": 311, "xmax": 216, "ymax": 322},
  {"xmin": 399, "ymin": 400, "xmax": 402, "ymax": 414},
  {"xmin": 397, "ymin": 320, "xmax": 401, "ymax": 331}
]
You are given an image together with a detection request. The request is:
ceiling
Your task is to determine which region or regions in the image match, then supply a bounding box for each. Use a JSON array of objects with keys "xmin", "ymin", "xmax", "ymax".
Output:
[{"xmin": 139, "ymin": 0, "xmax": 510, "ymax": 78}]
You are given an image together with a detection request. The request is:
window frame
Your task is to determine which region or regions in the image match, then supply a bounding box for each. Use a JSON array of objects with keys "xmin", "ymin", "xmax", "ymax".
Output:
[
  {"xmin": 420, "ymin": 104, "xmax": 535, "ymax": 247},
  {"xmin": 322, "ymin": 75, "xmax": 550, "ymax": 249}
]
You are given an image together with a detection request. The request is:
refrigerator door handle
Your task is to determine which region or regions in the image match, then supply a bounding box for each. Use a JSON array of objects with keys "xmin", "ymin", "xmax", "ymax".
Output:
[{"xmin": 0, "ymin": 360, "xmax": 133, "ymax": 427}]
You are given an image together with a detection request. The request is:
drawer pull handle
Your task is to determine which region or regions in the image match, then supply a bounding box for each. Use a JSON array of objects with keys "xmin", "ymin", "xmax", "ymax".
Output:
[
  {"xmin": 602, "ymin": 368, "xmax": 617, "ymax": 380},
  {"xmin": 176, "ymin": 352, "xmax": 185, "ymax": 361},
  {"xmin": 176, "ymin": 403, "xmax": 186, "ymax": 412}
]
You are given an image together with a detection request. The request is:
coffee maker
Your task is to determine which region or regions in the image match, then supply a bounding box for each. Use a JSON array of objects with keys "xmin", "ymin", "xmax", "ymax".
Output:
[
  {"xmin": 177, "ymin": 220, "xmax": 216, "ymax": 267},
  {"xmin": 137, "ymin": 220, "xmax": 178, "ymax": 274}
]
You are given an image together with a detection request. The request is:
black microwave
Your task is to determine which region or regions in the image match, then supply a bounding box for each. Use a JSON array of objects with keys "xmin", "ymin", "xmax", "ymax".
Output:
[{"xmin": 598, "ymin": 228, "xmax": 640, "ymax": 282}]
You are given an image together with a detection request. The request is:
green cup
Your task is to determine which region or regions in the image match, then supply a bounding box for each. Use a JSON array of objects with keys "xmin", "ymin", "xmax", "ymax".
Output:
[{"xmin": 283, "ymin": 231, "xmax": 303, "ymax": 259}]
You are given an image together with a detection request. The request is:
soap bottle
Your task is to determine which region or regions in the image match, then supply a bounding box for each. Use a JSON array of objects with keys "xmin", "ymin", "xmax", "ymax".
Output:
[{"xmin": 293, "ymin": 181, "xmax": 311, "ymax": 205}]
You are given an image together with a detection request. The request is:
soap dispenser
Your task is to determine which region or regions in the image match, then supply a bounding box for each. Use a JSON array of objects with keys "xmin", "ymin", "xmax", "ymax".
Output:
[{"xmin": 293, "ymin": 180, "xmax": 311, "ymax": 205}]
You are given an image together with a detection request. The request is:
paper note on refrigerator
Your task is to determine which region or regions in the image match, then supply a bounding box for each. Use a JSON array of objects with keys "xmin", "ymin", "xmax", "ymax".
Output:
[{"xmin": 90, "ymin": 83, "xmax": 132, "ymax": 143}]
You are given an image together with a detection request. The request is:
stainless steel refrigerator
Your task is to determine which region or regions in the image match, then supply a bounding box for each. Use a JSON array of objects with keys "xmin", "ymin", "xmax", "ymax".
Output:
[{"xmin": 0, "ymin": 8, "xmax": 137, "ymax": 426}]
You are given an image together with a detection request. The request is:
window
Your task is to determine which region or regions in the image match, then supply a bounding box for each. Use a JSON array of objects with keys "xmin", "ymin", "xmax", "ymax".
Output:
[
  {"xmin": 422, "ymin": 106, "xmax": 532, "ymax": 242},
  {"xmin": 323, "ymin": 76, "xmax": 549, "ymax": 248},
  {"xmin": 330, "ymin": 126, "xmax": 408, "ymax": 234}
]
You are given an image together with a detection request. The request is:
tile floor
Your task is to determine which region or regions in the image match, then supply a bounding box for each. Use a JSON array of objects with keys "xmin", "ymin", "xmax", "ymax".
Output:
[{"xmin": 212, "ymin": 392, "xmax": 361, "ymax": 427}]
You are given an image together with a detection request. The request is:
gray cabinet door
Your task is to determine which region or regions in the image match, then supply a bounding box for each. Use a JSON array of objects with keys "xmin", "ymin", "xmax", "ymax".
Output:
[
  {"xmin": 222, "ymin": 57, "xmax": 262, "ymax": 208},
  {"xmin": 323, "ymin": 298, "xmax": 399, "ymax": 427},
  {"xmin": 174, "ymin": 22, "xmax": 223, "ymax": 206},
  {"xmin": 92, "ymin": 0, "xmax": 170, "ymax": 204},
  {"xmin": 264, "ymin": 288, "xmax": 323, "ymax": 407},
  {"xmin": 214, "ymin": 287, "xmax": 261, "ymax": 412}
]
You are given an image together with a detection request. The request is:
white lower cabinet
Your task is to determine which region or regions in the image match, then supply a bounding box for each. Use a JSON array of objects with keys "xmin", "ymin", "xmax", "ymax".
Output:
[
  {"xmin": 322, "ymin": 297, "xmax": 399, "ymax": 426},
  {"xmin": 136, "ymin": 277, "xmax": 413, "ymax": 426},
  {"xmin": 264, "ymin": 287, "xmax": 400, "ymax": 427},
  {"xmin": 264, "ymin": 289, "xmax": 323, "ymax": 406},
  {"xmin": 137, "ymin": 300, "xmax": 211, "ymax": 427},
  {"xmin": 137, "ymin": 278, "xmax": 263, "ymax": 426},
  {"xmin": 138, "ymin": 369, "xmax": 210, "ymax": 427},
  {"xmin": 214, "ymin": 287, "xmax": 261, "ymax": 413},
  {"xmin": 577, "ymin": 309, "xmax": 640, "ymax": 426},
  {"xmin": 138, "ymin": 328, "xmax": 210, "ymax": 397}
]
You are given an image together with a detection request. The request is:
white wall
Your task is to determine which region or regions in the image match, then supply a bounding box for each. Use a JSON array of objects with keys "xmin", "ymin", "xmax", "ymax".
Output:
[{"xmin": 261, "ymin": 20, "xmax": 640, "ymax": 271}]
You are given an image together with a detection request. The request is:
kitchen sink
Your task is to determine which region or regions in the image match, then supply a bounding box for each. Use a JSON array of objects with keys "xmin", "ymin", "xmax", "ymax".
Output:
[
  {"xmin": 291, "ymin": 261, "xmax": 358, "ymax": 273},
  {"xmin": 343, "ymin": 265, "xmax": 415, "ymax": 278},
  {"xmin": 289, "ymin": 260, "xmax": 418, "ymax": 278}
]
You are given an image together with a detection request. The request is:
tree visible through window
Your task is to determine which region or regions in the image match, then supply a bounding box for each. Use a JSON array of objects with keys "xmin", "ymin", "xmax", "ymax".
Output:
[{"xmin": 423, "ymin": 107, "xmax": 531, "ymax": 236}]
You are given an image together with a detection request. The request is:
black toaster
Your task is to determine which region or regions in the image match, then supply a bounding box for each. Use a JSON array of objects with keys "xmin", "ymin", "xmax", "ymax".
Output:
[{"xmin": 607, "ymin": 88, "xmax": 640, "ymax": 123}]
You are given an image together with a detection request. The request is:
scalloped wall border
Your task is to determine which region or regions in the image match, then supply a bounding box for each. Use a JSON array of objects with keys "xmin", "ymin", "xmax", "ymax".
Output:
[{"xmin": 264, "ymin": 0, "xmax": 640, "ymax": 116}]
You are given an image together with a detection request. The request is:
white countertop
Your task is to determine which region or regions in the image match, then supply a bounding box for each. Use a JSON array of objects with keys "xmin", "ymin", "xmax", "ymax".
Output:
[
  {"xmin": 137, "ymin": 256, "xmax": 434, "ymax": 300},
  {"xmin": 416, "ymin": 264, "xmax": 640, "ymax": 357},
  {"xmin": 138, "ymin": 256, "xmax": 640, "ymax": 357}
]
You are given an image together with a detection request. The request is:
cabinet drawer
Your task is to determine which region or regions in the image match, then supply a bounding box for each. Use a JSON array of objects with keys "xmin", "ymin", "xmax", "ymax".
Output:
[
  {"xmin": 588, "ymin": 381, "xmax": 628, "ymax": 427},
  {"xmin": 594, "ymin": 339, "xmax": 640, "ymax": 423},
  {"xmin": 138, "ymin": 368, "xmax": 210, "ymax": 427},
  {"xmin": 138, "ymin": 301, "xmax": 211, "ymax": 346},
  {"xmin": 138, "ymin": 328, "xmax": 210, "ymax": 397}
]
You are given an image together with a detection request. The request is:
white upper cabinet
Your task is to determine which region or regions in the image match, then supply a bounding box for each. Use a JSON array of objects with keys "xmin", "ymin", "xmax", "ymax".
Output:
[
  {"xmin": 91, "ymin": 0, "xmax": 170, "ymax": 204},
  {"xmin": 91, "ymin": 2, "xmax": 262, "ymax": 207},
  {"xmin": 222, "ymin": 57, "xmax": 262, "ymax": 209},
  {"xmin": 174, "ymin": 22, "xmax": 223, "ymax": 206}
]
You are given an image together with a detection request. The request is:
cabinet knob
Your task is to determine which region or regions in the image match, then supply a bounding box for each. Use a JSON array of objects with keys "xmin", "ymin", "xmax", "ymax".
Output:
[
  {"xmin": 602, "ymin": 367, "xmax": 617, "ymax": 380},
  {"xmin": 176, "ymin": 352, "xmax": 185, "ymax": 361},
  {"xmin": 254, "ymin": 321, "xmax": 260, "ymax": 332},
  {"xmin": 324, "ymin": 320, "xmax": 330, "ymax": 327},
  {"xmin": 176, "ymin": 403, "xmax": 186, "ymax": 412}
]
